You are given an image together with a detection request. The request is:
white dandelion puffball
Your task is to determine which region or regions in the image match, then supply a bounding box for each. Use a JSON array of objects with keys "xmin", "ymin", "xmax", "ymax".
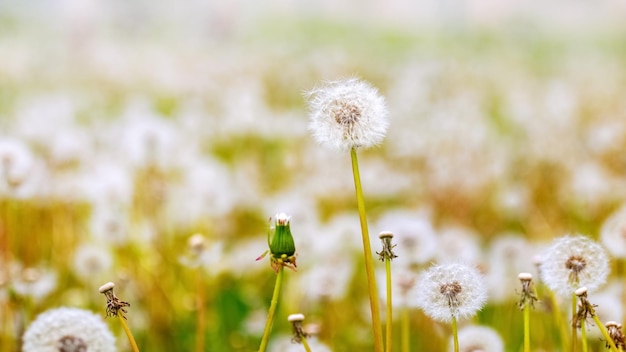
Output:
[
  {"xmin": 22, "ymin": 307, "xmax": 115, "ymax": 352},
  {"xmin": 449, "ymin": 325, "xmax": 504, "ymax": 352},
  {"xmin": 416, "ymin": 263, "xmax": 487, "ymax": 323},
  {"xmin": 540, "ymin": 234, "xmax": 609, "ymax": 296},
  {"xmin": 306, "ymin": 78, "xmax": 389, "ymax": 151},
  {"xmin": 600, "ymin": 204, "xmax": 626, "ymax": 258}
]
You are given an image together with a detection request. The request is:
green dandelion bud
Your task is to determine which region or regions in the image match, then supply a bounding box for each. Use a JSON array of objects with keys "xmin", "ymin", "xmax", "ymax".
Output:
[{"xmin": 269, "ymin": 213, "xmax": 296, "ymax": 258}]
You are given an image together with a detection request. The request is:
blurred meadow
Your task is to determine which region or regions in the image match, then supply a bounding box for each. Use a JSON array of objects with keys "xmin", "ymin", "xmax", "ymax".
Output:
[{"xmin": 2, "ymin": 0, "xmax": 626, "ymax": 351}]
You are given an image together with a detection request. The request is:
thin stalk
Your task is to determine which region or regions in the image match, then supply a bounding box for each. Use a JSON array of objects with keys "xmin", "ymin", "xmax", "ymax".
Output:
[
  {"xmin": 350, "ymin": 147, "xmax": 384, "ymax": 352},
  {"xmin": 523, "ymin": 302, "xmax": 530, "ymax": 352},
  {"xmin": 258, "ymin": 266, "xmax": 285, "ymax": 352},
  {"xmin": 592, "ymin": 314, "xmax": 619, "ymax": 352},
  {"xmin": 118, "ymin": 316, "xmax": 140, "ymax": 352},
  {"xmin": 548, "ymin": 291, "xmax": 569, "ymax": 352},
  {"xmin": 572, "ymin": 294, "xmax": 578, "ymax": 352},
  {"xmin": 401, "ymin": 306, "xmax": 410, "ymax": 352},
  {"xmin": 451, "ymin": 316, "xmax": 459, "ymax": 352},
  {"xmin": 385, "ymin": 259, "xmax": 392, "ymax": 352},
  {"xmin": 301, "ymin": 336, "xmax": 312, "ymax": 352},
  {"xmin": 195, "ymin": 269, "xmax": 205, "ymax": 352},
  {"xmin": 581, "ymin": 319, "xmax": 588, "ymax": 352}
]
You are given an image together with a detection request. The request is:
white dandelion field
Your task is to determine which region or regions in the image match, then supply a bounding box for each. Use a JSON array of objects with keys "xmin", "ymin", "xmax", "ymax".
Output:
[{"xmin": 2, "ymin": 1, "xmax": 626, "ymax": 351}]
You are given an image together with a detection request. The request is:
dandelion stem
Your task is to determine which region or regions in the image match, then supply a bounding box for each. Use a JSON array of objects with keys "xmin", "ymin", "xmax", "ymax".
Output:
[
  {"xmin": 548, "ymin": 291, "xmax": 569, "ymax": 352},
  {"xmin": 385, "ymin": 258, "xmax": 393, "ymax": 352},
  {"xmin": 451, "ymin": 315, "xmax": 459, "ymax": 352},
  {"xmin": 401, "ymin": 306, "xmax": 410, "ymax": 352},
  {"xmin": 301, "ymin": 335, "xmax": 312, "ymax": 352},
  {"xmin": 592, "ymin": 314, "xmax": 619, "ymax": 352},
  {"xmin": 581, "ymin": 319, "xmax": 588, "ymax": 352},
  {"xmin": 258, "ymin": 266, "xmax": 284, "ymax": 352},
  {"xmin": 572, "ymin": 293, "xmax": 578, "ymax": 352},
  {"xmin": 118, "ymin": 315, "xmax": 140, "ymax": 352},
  {"xmin": 523, "ymin": 301, "xmax": 530, "ymax": 352},
  {"xmin": 195, "ymin": 268, "xmax": 205, "ymax": 352},
  {"xmin": 350, "ymin": 147, "xmax": 384, "ymax": 352}
]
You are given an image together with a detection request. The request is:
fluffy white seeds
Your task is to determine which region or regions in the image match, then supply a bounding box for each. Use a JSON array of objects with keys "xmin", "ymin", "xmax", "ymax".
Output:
[
  {"xmin": 600, "ymin": 204, "xmax": 626, "ymax": 258},
  {"xmin": 22, "ymin": 307, "xmax": 115, "ymax": 352},
  {"xmin": 540, "ymin": 234, "xmax": 609, "ymax": 296},
  {"xmin": 416, "ymin": 263, "xmax": 487, "ymax": 323},
  {"xmin": 306, "ymin": 78, "xmax": 389, "ymax": 151}
]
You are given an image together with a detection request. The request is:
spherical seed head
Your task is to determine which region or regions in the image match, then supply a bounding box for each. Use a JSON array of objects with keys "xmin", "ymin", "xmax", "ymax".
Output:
[
  {"xmin": 575, "ymin": 287, "xmax": 588, "ymax": 296},
  {"xmin": 540, "ymin": 234, "xmax": 609, "ymax": 296},
  {"xmin": 98, "ymin": 282, "xmax": 115, "ymax": 293},
  {"xmin": 378, "ymin": 231, "xmax": 394, "ymax": 239},
  {"xmin": 416, "ymin": 263, "xmax": 487, "ymax": 323},
  {"xmin": 451, "ymin": 325, "xmax": 504, "ymax": 352},
  {"xmin": 601, "ymin": 204, "xmax": 626, "ymax": 258},
  {"xmin": 287, "ymin": 313, "xmax": 305, "ymax": 322},
  {"xmin": 306, "ymin": 78, "xmax": 389, "ymax": 151},
  {"xmin": 22, "ymin": 307, "xmax": 115, "ymax": 352},
  {"xmin": 518, "ymin": 272, "xmax": 533, "ymax": 281}
]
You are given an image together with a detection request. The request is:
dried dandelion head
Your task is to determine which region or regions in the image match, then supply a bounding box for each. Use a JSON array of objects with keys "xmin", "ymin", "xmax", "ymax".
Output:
[
  {"xmin": 416, "ymin": 263, "xmax": 487, "ymax": 322},
  {"xmin": 540, "ymin": 234, "xmax": 609, "ymax": 296},
  {"xmin": 306, "ymin": 78, "xmax": 389, "ymax": 151}
]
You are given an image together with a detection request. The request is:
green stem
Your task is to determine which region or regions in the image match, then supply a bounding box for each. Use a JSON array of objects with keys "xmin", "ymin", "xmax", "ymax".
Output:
[
  {"xmin": 401, "ymin": 306, "xmax": 410, "ymax": 352},
  {"xmin": 301, "ymin": 336, "xmax": 312, "ymax": 352},
  {"xmin": 195, "ymin": 269, "xmax": 205, "ymax": 352},
  {"xmin": 119, "ymin": 315, "xmax": 140, "ymax": 352},
  {"xmin": 385, "ymin": 259, "xmax": 392, "ymax": 352},
  {"xmin": 258, "ymin": 266, "xmax": 284, "ymax": 352},
  {"xmin": 523, "ymin": 302, "xmax": 530, "ymax": 352},
  {"xmin": 581, "ymin": 319, "xmax": 588, "ymax": 352},
  {"xmin": 572, "ymin": 294, "xmax": 578, "ymax": 352},
  {"xmin": 592, "ymin": 314, "xmax": 619, "ymax": 352},
  {"xmin": 548, "ymin": 291, "xmax": 568, "ymax": 352},
  {"xmin": 452, "ymin": 316, "xmax": 459, "ymax": 352},
  {"xmin": 350, "ymin": 148, "xmax": 384, "ymax": 352}
]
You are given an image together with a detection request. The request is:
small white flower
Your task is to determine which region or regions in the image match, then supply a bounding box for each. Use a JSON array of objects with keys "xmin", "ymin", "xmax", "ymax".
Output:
[
  {"xmin": 416, "ymin": 263, "xmax": 487, "ymax": 323},
  {"xmin": 449, "ymin": 325, "xmax": 504, "ymax": 352},
  {"xmin": 306, "ymin": 78, "xmax": 389, "ymax": 151},
  {"xmin": 540, "ymin": 234, "xmax": 609, "ymax": 296},
  {"xmin": 22, "ymin": 307, "xmax": 115, "ymax": 352}
]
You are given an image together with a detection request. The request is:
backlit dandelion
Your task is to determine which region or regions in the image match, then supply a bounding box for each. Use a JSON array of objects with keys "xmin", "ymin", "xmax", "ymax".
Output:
[
  {"xmin": 450, "ymin": 325, "xmax": 504, "ymax": 352},
  {"xmin": 416, "ymin": 263, "xmax": 487, "ymax": 323},
  {"xmin": 540, "ymin": 234, "xmax": 609, "ymax": 296},
  {"xmin": 22, "ymin": 307, "xmax": 115, "ymax": 352},
  {"xmin": 600, "ymin": 204, "xmax": 626, "ymax": 258},
  {"xmin": 306, "ymin": 78, "xmax": 389, "ymax": 151}
]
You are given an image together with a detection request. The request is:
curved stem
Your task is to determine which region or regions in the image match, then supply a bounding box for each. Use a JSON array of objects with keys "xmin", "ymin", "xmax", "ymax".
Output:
[
  {"xmin": 452, "ymin": 316, "xmax": 459, "ymax": 352},
  {"xmin": 118, "ymin": 316, "xmax": 140, "ymax": 352},
  {"xmin": 350, "ymin": 148, "xmax": 384, "ymax": 352},
  {"xmin": 385, "ymin": 259, "xmax": 392, "ymax": 352},
  {"xmin": 592, "ymin": 314, "xmax": 619, "ymax": 352},
  {"xmin": 523, "ymin": 302, "xmax": 530, "ymax": 352},
  {"xmin": 258, "ymin": 266, "xmax": 284, "ymax": 352}
]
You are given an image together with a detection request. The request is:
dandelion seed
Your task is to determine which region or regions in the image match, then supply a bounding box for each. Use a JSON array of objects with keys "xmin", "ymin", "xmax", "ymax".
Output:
[
  {"xmin": 416, "ymin": 263, "xmax": 487, "ymax": 322},
  {"xmin": 22, "ymin": 307, "xmax": 115, "ymax": 352},
  {"xmin": 305, "ymin": 78, "xmax": 389, "ymax": 151},
  {"xmin": 540, "ymin": 234, "xmax": 609, "ymax": 296}
]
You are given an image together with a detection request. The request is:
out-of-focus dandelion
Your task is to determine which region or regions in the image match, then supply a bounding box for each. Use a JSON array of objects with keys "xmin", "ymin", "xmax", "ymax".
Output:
[
  {"xmin": 12, "ymin": 267, "xmax": 57, "ymax": 303},
  {"xmin": 375, "ymin": 210, "xmax": 437, "ymax": 267},
  {"xmin": 540, "ymin": 234, "xmax": 609, "ymax": 297},
  {"xmin": 448, "ymin": 325, "xmax": 504, "ymax": 352},
  {"xmin": 99, "ymin": 282, "xmax": 139, "ymax": 352},
  {"xmin": 305, "ymin": 77, "xmax": 388, "ymax": 351},
  {"xmin": 22, "ymin": 307, "xmax": 115, "ymax": 352},
  {"xmin": 600, "ymin": 204, "xmax": 626, "ymax": 259},
  {"xmin": 72, "ymin": 244, "xmax": 112, "ymax": 283},
  {"xmin": 416, "ymin": 263, "xmax": 487, "ymax": 352}
]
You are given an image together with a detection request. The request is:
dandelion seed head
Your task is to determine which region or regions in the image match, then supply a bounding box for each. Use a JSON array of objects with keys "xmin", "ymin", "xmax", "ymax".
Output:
[
  {"xmin": 600, "ymin": 204, "xmax": 626, "ymax": 258},
  {"xmin": 540, "ymin": 234, "xmax": 609, "ymax": 296},
  {"xmin": 306, "ymin": 78, "xmax": 389, "ymax": 151},
  {"xmin": 449, "ymin": 325, "xmax": 504, "ymax": 352},
  {"xmin": 22, "ymin": 307, "xmax": 115, "ymax": 352},
  {"xmin": 416, "ymin": 263, "xmax": 487, "ymax": 322}
]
